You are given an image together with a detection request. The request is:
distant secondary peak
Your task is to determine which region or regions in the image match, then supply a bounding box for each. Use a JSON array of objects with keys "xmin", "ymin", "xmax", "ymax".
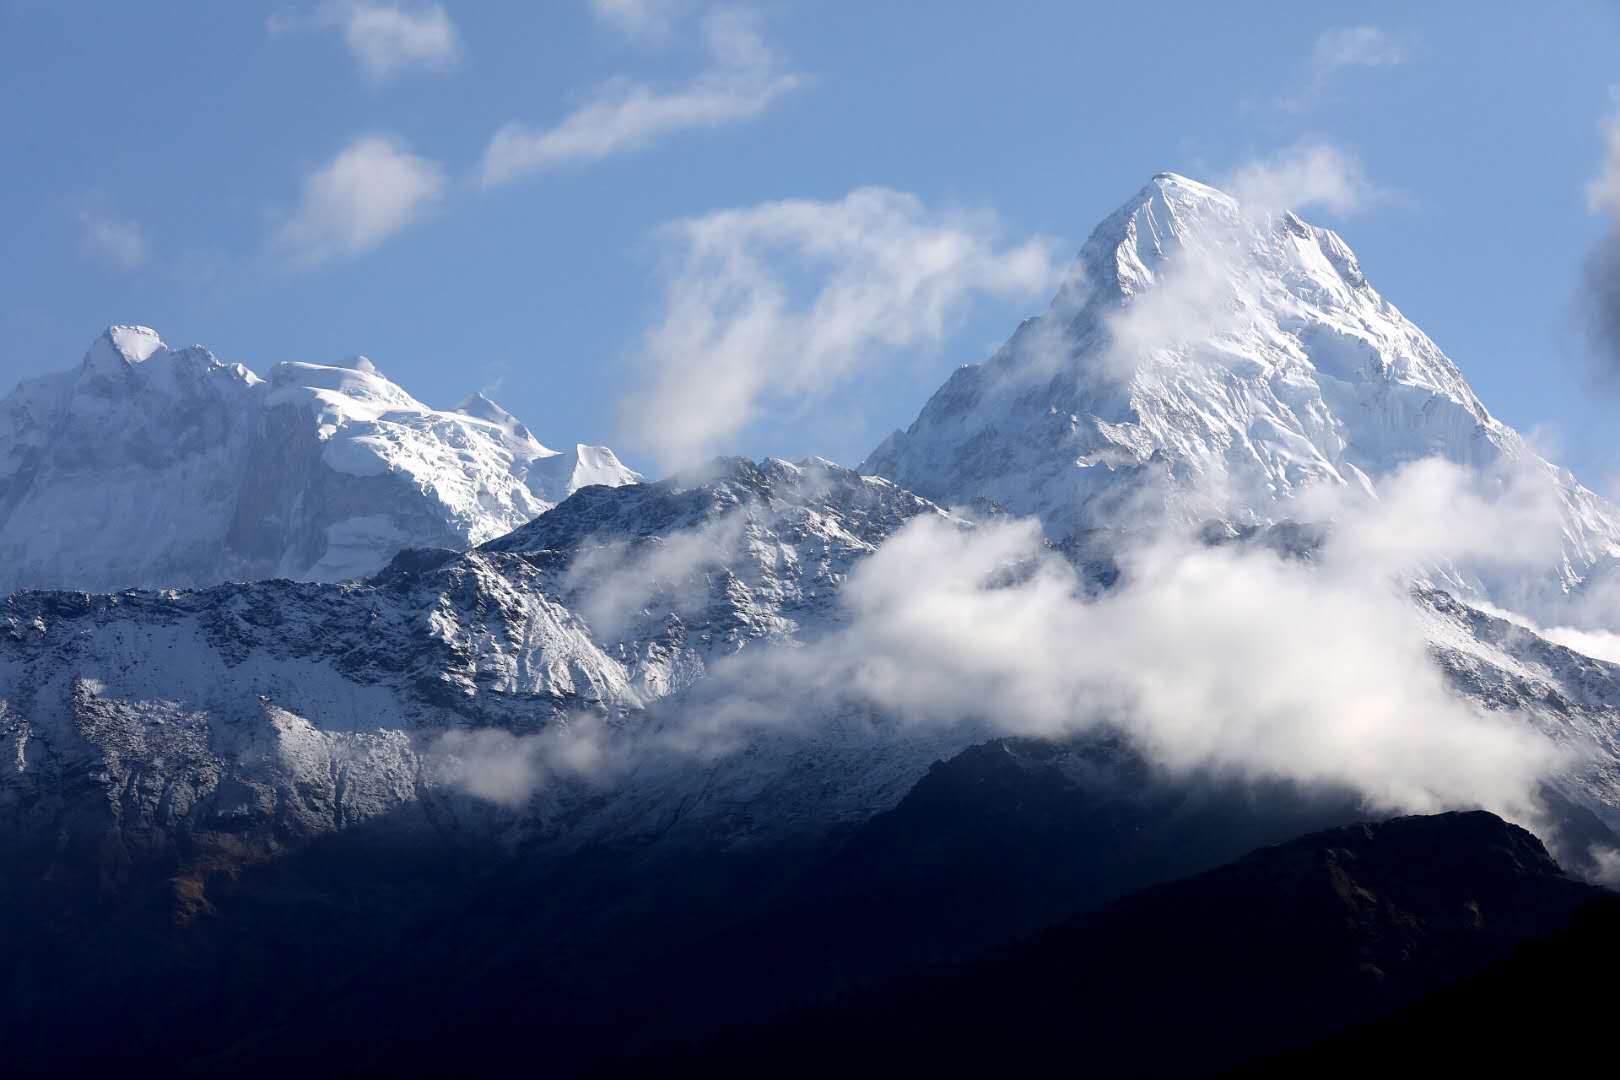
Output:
[
  {"xmin": 81, "ymin": 325, "xmax": 165, "ymax": 375},
  {"xmin": 455, "ymin": 391, "xmax": 518, "ymax": 424},
  {"xmin": 338, "ymin": 354, "xmax": 380, "ymax": 374}
]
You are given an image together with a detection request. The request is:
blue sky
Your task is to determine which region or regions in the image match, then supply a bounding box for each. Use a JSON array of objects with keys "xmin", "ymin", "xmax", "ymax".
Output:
[{"xmin": 3, "ymin": 1, "xmax": 1620, "ymax": 483}]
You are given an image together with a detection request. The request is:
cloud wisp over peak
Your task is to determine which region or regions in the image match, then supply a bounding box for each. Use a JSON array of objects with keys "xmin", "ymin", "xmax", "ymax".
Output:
[{"xmin": 1224, "ymin": 143, "xmax": 1377, "ymax": 216}]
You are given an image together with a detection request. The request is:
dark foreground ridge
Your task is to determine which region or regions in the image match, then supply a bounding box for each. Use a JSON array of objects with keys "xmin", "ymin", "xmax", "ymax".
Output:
[
  {"xmin": 639, "ymin": 811, "xmax": 1606, "ymax": 1077},
  {"xmin": 3, "ymin": 728, "xmax": 1612, "ymax": 1077}
]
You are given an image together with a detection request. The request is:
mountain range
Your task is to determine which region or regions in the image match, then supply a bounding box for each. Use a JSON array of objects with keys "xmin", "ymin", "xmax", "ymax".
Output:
[
  {"xmin": 0, "ymin": 325, "xmax": 639, "ymax": 593},
  {"xmin": 4, "ymin": 173, "xmax": 1620, "ymax": 1073}
]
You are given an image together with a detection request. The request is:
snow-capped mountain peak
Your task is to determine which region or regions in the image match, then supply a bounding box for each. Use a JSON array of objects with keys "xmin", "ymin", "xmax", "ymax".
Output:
[
  {"xmin": 861, "ymin": 172, "xmax": 1620, "ymax": 615},
  {"xmin": 79, "ymin": 324, "xmax": 166, "ymax": 374},
  {"xmin": 0, "ymin": 327, "xmax": 640, "ymax": 593}
]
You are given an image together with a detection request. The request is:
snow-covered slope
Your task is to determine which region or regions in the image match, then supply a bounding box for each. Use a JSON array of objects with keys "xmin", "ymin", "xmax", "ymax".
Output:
[
  {"xmin": 0, "ymin": 458, "xmax": 959, "ymax": 866},
  {"xmin": 0, "ymin": 327, "xmax": 640, "ymax": 594},
  {"xmin": 861, "ymin": 173, "xmax": 1620, "ymax": 615}
]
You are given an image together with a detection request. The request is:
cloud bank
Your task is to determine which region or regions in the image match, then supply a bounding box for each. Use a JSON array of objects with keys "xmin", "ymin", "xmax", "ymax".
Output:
[
  {"xmin": 440, "ymin": 454, "xmax": 1570, "ymax": 848},
  {"xmin": 666, "ymin": 458, "xmax": 1568, "ymax": 819}
]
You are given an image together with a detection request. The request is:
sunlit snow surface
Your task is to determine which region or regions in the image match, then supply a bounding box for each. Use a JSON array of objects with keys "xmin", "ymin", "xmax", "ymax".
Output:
[
  {"xmin": 863, "ymin": 174, "xmax": 1620, "ymax": 616},
  {"xmin": 0, "ymin": 331, "xmax": 640, "ymax": 593}
]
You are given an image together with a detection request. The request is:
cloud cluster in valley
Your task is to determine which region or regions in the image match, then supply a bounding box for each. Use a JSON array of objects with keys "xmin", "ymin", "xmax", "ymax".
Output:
[
  {"xmin": 675, "ymin": 459, "xmax": 1567, "ymax": 815},
  {"xmin": 438, "ymin": 451, "xmax": 1573, "ymax": 846}
]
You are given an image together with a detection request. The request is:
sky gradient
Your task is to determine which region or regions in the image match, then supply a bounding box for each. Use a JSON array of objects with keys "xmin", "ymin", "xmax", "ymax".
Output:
[{"xmin": 4, "ymin": 1, "xmax": 1620, "ymax": 484}]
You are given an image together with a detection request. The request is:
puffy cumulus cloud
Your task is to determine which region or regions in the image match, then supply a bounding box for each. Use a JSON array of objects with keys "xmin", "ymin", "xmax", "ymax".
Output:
[
  {"xmin": 269, "ymin": 2, "xmax": 459, "ymax": 83},
  {"xmin": 619, "ymin": 188, "xmax": 1059, "ymax": 468},
  {"xmin": 78, "ymin": 209, "xmax": 147, "ymax": 270},
  {"xmin": 271, "ymin": 135, "xmax": 445, "ymax": 267},
  {"xmin": 479, "ymin": 10, "xmax": 801, "ymax": 186},
  {"xmin": 1297, "ymin": 455, "xmax": 1568, "ymax": 574},
  {"xmin": 1225, "ymin": 143, "xmax": 1375, "ymax": 216}
]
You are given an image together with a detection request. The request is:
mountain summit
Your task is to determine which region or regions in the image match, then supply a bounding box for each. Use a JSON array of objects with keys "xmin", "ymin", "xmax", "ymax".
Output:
[
  {"xmin": 862, "ymin": 174, "xmax": 1620, "ymax": 613},
  {"xmin": 0, "ymin": 328, "xmax": 640, "ymax": 593}
]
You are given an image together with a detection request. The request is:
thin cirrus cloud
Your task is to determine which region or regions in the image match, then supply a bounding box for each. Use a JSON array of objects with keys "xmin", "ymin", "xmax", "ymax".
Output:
[
  {"xmin": 270, "ymin": 135, "xmax": 446, "ymax": 267},
  {"xmin": 268, "ymin": 1, "xmax": 460, "ymax": 83},
  {"xmin": 479, "ymin": 9, "xmax": 802, "ymax": 187},
  {"xmin": 1280, "ymin": 25, "xmax": 1408, "ymax": 110},
  {"xmin": 619, "ymin": 187, "xmax": 1061, "ymax": 469},
  {"xmin": 78, "ymin": 209, "xmax": 148, "ymax": 270},
  {"xmin": 1310, "ymin": 25, "xmax": 1407, "ymax": 79}
]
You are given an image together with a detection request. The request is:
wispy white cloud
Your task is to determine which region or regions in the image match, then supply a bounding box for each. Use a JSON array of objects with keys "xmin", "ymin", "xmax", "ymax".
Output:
[
  {"xmin": 479, "ymin": 10, "xmax": 801, "ymax": 186},
  {"xmin": 619, "ymin": 187, "xmax": 1060, "ymax": 468},
  {"xmin": 78, "ymin": 209, "xmax": 147, "ymax": 270},
  {"xmin": 588, "ymin": 0, "xmax": 686, "ymax": 40},
  {"xmin": 271, "ymin": 135, "xmax": 445, "ymax": 266},
  {"xmin": 1225, "ymin": 143, "xmax": 1375, "ymax": 216},
  {"xmin": 1310, "ymin": 25, "xmax": 1407, "ymax": 80},
  {"xmin": 269, "ymin": 1, "xmax": 460, "ymax": 83},
  {"xmin": 1279, "ymin": 25, "xmax": 1408, "ymax": 111}
]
